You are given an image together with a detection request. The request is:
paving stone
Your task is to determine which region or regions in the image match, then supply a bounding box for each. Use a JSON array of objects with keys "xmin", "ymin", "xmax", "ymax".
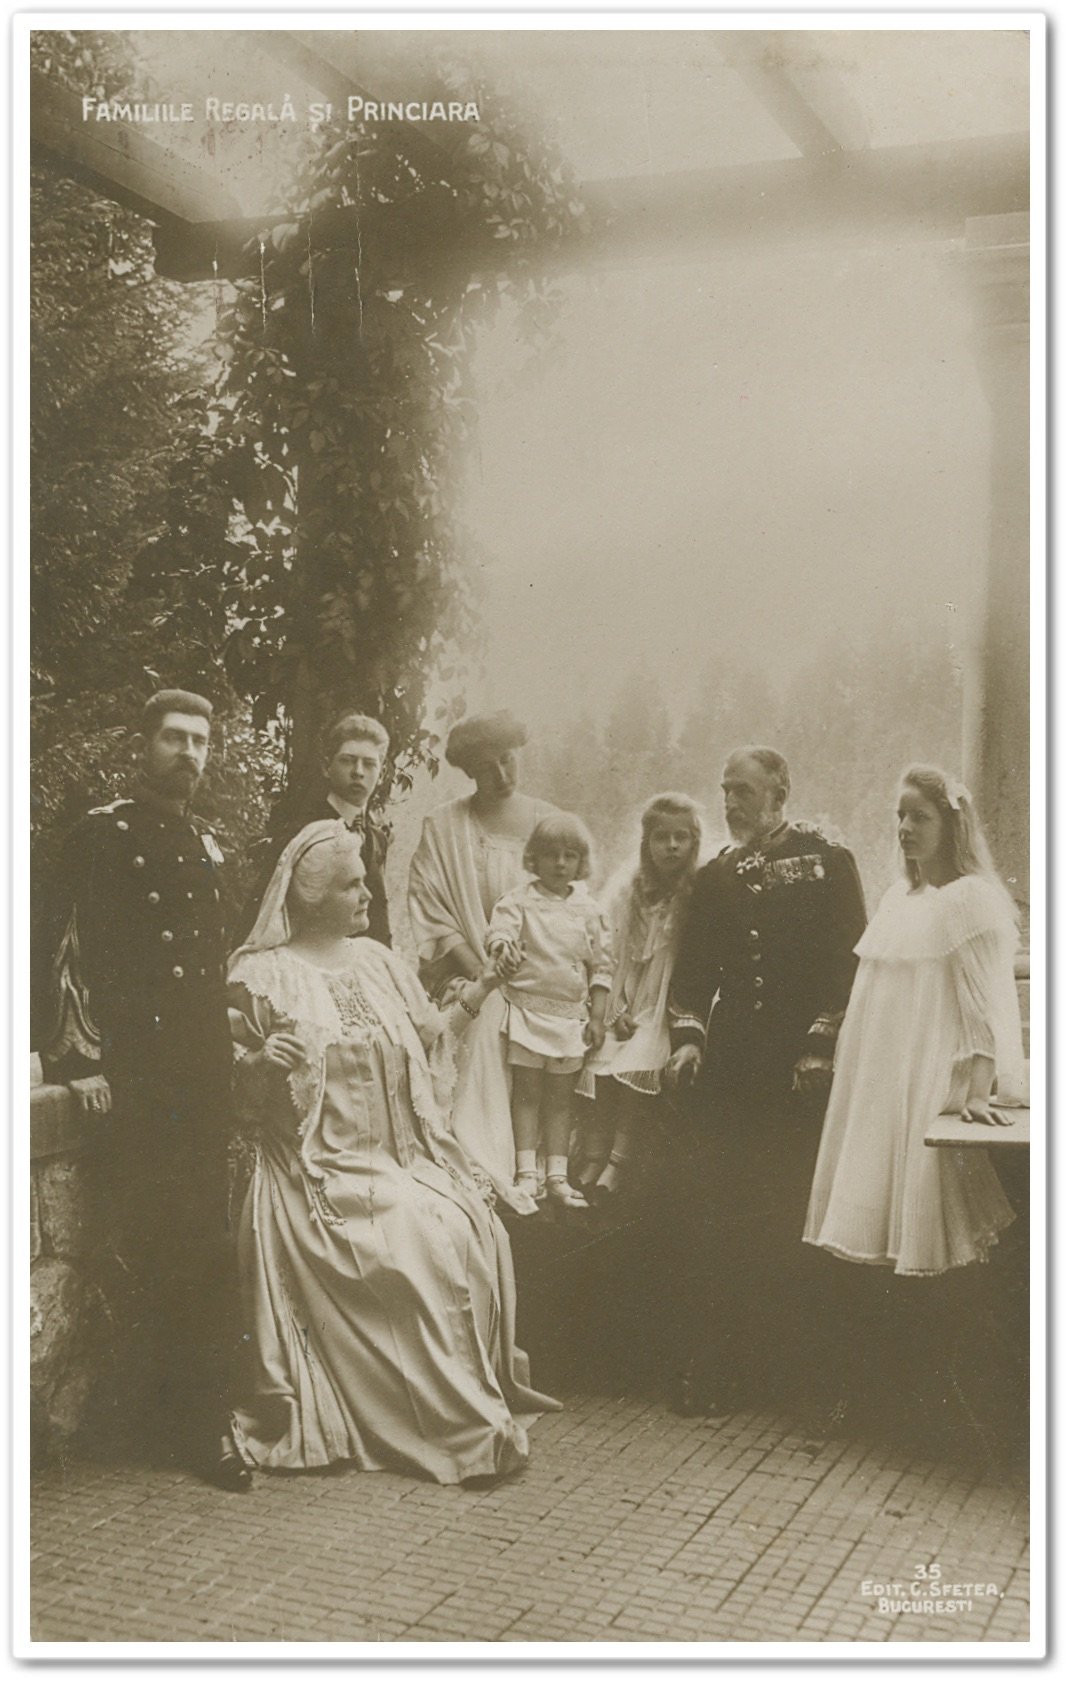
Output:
[{"xmin": 28, "ymin": 1389, "xmax": 1029, "ymax": 1646}]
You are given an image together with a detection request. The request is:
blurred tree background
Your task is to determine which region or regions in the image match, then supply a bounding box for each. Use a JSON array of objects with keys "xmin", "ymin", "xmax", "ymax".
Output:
[
  {"xmin": 30, "ymin": 28, "xmax": 587, "ymax": 924},
  {"xmin": 30, "ymin": 30, "xmax": 285, "ymax": 899},
  {"xmin": 30, "ymin": 26, "xmax": 964, "ymax": 953},
  {"xmin": 524, "ymin": 631, "xmax": 963, "ymax": 912}
]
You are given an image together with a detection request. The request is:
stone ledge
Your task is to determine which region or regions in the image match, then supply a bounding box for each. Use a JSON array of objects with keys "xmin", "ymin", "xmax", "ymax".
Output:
[
  {"xmin": 925, "ymin": 1108, "xmax": 1030, "ymax": 1150},
  {"xmin": 30, "ymin": 1084, "xmax": 97, "ymax": 1163}
]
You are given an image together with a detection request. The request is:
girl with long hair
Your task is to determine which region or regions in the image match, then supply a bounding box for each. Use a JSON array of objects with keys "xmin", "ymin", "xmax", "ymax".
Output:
[
  {"xmin": 575, "ymin": 793, "xmax": 704, "ymax": 1203},
  {"xmin": 804, "ymin": 763, "xmax": 1024, "ymax": 1275}
]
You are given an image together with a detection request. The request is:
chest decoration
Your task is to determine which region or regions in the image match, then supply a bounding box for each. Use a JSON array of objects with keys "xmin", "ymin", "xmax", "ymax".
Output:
[
  {"xmin": 201, "ymin": 833, "xmax": 225, "ymax": 866},
  {"xmin": 766, "ymin": 853, "xmax": 825, "ymax": 888},
  {"xmin": 736, "ymin": 851, "xmax": 826, "ymax": 894}
]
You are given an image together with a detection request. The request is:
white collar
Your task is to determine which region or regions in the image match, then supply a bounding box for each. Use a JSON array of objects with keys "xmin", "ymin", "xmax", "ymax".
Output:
[
  {"xmin": 528, "ymin": 878, "xmax": 585, "ymax": 902},
  {"xmin": 327, "ymin": 791, "xmax": 366, "ymax": 826}
]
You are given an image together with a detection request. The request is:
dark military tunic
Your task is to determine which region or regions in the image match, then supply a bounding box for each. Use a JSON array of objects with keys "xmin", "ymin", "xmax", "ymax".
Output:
[
  {"xmin": 669, "ymin": 820, "xmax": 867, "ymax": 1107},
  {"xmin": 658, "ymin": 820, "xmax": 868, "ymax": 1411},
  {"xmin": 41, "ymin": 787, "xmax": 238, "ymax": 1451},
  {"xmin": 44, "ymin": 793, "xmax": 232, "ymax": 1096}
]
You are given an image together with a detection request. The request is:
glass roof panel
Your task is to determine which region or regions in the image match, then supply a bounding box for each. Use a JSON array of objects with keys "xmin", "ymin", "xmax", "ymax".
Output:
[{"xmin": 121, "ymin": 26, "xmax": 1030, "ymax": 219}]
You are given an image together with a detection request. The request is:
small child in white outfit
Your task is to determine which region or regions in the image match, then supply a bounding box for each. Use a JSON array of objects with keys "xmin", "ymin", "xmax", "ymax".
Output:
[{"xmin": 487, "ymin": 813, "xmax": 611, "ymax": 1212}]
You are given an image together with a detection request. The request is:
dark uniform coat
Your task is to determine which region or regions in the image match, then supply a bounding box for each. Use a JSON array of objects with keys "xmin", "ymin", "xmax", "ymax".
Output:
[
  {"xmin": 39, "ymin": 787, "xmax": 238, "ymax": 1446},
  {"xmin": 42, "ymin": 792, "xmax": 232, "ymax": 1098},
  {"xmin": 659, "ymin": 820, "xmax": 868, "ymax": 1409},
  {"xmin": 669, "ymin": 820, "xmax": 867, "ymax": 1111}
]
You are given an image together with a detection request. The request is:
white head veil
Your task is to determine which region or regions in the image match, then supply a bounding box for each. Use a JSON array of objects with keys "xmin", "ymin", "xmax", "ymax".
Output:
[
  {"xmin": 233, "ymin": 818, "xmax": 358, "ymax": 961},
  {"xmin": 227, "ymin": 819, "xmax": 461, "ymax": 1161}
]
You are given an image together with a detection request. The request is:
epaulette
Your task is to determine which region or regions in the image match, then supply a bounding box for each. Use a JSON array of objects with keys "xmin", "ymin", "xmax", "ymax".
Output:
[
  {"xmin": 794, "ymin": 819, "xmax": 846, "ymax": 848},
  {"xmin": 86, "ymin": 798, "xmax": 135, "ymax": 817}
]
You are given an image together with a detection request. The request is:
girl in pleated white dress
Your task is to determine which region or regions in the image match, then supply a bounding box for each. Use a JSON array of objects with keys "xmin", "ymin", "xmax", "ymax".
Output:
[
  {"xmin": 575, "ymin": 794, "xmax": 703, "ymax": 1202},
  {"xmin": 804, "ymin": 765, "xmax": 1025, "ymax": 1277}
]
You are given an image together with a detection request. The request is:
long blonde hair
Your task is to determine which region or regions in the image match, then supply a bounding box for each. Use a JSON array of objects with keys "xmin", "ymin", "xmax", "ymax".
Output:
[
  {"xmin": 897, "ymin": 764, "xmax": 1017, "ymax": 918},
  {"xmin": 619, "ymin": 793, "xmax": 703, "ymax": 941}
]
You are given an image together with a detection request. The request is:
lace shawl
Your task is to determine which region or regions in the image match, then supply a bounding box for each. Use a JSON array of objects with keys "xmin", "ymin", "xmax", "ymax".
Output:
[{"xmin": 227, "ymin": 940, "xmax": 457, "ymax": 1157}]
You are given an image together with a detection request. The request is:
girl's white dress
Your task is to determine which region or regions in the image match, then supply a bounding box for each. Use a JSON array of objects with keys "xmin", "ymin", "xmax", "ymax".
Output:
[
  {"xmin": 803, "ymin": 874, "xmax": 1025, "ymax": 1276},
  {"xmin": 577, "ymin": 878, "xmax": 681, "ymax": 1099}
]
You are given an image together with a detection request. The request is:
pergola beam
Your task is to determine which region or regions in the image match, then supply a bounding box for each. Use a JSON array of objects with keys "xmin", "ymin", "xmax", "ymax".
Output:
[
  {"xmin": 719, "ymin": 30, "xmax": 871, "ymax": 156},
  {"xmin": 150, "ymin": 132, "xmax": 1028, "ymax": 281},
  {"xmin": 734, "ymin": 62, "xmax": 852, "ymax": 156},
  {"xmin": 29, "ymin": 68, "xmax": 241, "ymax": 226},
  {"xmin": 31, "ymin": 61, "xmax": 1027, "ymax": 284},
  {"xmin": 581, "ymin": 133, "xmax": 1029, "ymax": 264},
  {"xmin": 257, "ymin": 30, "xmax": 457, "ymax": 175}
]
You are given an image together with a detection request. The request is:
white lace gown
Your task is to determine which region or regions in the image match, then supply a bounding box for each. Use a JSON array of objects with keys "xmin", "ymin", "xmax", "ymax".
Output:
[
  {"xmin": 803, "ymin": 875, "xmax": 1024, "ymax": 1276},
  {"xmin": 226, "ymin": 939, "xmax": 557, "ymax": 1481}
]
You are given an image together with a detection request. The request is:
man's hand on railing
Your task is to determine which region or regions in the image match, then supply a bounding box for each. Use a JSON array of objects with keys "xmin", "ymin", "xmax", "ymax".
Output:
[{"xmin": 69, "ymin": 1074, "xmax": 113, "ymax": 1117}]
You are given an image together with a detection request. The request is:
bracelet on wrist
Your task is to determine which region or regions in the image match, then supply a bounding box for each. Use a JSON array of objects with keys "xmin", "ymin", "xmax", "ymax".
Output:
[{"xmin": 458, "ymin": 991, "xmax": 481, "ymax": 1020}]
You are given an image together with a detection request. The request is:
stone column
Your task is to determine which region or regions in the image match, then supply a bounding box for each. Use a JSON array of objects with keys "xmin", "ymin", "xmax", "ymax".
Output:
[{"xmin": 960, "ymin": 212, "xmax": 1030, "ymax": 917}]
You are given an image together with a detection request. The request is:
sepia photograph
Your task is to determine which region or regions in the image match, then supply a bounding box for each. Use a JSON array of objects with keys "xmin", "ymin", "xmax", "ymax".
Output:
[{"xmin": 18, "ymin": 11, "xmax": 1043, "ymax": 1657}]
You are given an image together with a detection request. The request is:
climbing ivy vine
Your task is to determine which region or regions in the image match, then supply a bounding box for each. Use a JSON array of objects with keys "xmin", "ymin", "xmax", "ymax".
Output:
[{"xmin": 138, "ymin": 58, "xmax": 589, "ymax": 793}]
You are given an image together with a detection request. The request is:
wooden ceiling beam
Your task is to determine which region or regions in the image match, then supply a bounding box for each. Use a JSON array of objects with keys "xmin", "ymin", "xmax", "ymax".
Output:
[
  {"xmin": 719, "ymin": 30, "xmax": 871, "ymax": 156},
  {"xmin": 29, "ymin": 68, "xmax": 241, "ymax": 226},
  {"xmin": 256, "ymin": 31, "xmax": 456, "ymax": 177},
  {"xmin": 580, "ymin": 133, "xmax": 1029, "ymax": 263}
]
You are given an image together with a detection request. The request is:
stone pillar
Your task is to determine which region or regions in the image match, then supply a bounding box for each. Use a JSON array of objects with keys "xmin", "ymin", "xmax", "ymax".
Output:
[{"xmin": 960, "ymin": 212, "xmax": 1030, "ymax": 918}]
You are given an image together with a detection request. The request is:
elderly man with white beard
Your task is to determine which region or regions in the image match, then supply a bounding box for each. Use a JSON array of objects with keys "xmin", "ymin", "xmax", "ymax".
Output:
[{"xmin": 662, "ymin": 746, "xmax": 867, "ymax": 1423}]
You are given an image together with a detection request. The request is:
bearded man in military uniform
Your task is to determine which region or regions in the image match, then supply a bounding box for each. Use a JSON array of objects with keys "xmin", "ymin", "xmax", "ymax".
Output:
[
  {"xmin": 39, "ymin": 690, "xmax": 250, "ymax": 1490},
  {"xmin": 663, "ymin": 746, "xmax": 868, "ymax": 1421}
]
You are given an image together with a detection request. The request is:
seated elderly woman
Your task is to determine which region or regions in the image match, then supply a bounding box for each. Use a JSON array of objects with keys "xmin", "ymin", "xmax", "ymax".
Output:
[
  {"xmin": 408, "ymin": 711, "xmax": 556, "ymax": 1211},
  {"xmin": 227, "ymin": 819, "xmax": 557, "ymax": 1485}
]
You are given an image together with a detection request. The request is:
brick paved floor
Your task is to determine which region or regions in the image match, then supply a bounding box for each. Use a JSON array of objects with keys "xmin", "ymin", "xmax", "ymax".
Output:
[{"xmin": 30, "ymin": 1390, "xmax": 1029, "ymax": 1646}]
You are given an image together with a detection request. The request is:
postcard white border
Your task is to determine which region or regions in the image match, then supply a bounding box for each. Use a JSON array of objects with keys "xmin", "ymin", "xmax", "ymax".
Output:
[{"xmin": 9, "ymin": 6, "xmax": 1050, "ymax": 1667}]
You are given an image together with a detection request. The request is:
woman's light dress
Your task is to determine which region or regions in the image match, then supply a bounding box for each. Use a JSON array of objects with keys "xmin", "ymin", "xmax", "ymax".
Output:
[
  {"xmin": 407, "ymin": 796, "xmax": 554, "ymax": 1205},
  {"xmin": 227, "ymin": 938, "xmax": 557, "ymax": 1482},
  {"xmin": 803, "ymin": 875, "xmax": 1024, "ymax": 1277},
  {"xmin": 576, "ymin": 878, "xmax": 681, "ymax": 1099}
]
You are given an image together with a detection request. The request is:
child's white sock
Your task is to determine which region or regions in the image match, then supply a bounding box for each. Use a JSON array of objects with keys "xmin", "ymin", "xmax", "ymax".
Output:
[
  {"xmin": 516, "ymin": 1150, "xmax": 538, "ymax": 1176},
  {"xmin": 546, "ymin": 1154, "xmax": 569, "ymax": 1180}
]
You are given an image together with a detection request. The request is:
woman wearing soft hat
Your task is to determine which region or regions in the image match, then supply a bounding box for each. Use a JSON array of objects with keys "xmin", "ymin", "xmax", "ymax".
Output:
[{"xmin": 408, "ymin": 711, "xmax": 557, "ymax": 1209}]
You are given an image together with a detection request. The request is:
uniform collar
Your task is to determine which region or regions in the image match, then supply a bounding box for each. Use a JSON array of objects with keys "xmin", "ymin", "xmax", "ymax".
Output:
[
  {"xmin": 733, "ymin": 819, "xmax": 789, "ymax": 859},
  {"xmin": 130, "ymin": 777, "xmax": 195, "ymax": 822}
]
